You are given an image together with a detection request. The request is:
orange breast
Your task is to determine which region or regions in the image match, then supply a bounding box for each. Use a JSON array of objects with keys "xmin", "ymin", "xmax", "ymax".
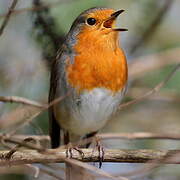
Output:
[{"xmin": 66, "ymin": 30, "xmax": 128, "ymax": 93}]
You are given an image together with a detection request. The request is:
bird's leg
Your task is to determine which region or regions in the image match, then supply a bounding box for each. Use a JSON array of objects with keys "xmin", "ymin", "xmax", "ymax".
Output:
[
  {"xmin": 84, "ymin": 131, "xmax": 97, "ymax": 148},
  {"xmin": 92, "ymin": 136, "xmax": 105, "ymax": 168},
  {"xmin": 64, "ymin": 131, "xmax": 70, "ymax": 145},
  {"xmin": 64, "ymin": 132, "xmax": 84, "ymax": 159}
]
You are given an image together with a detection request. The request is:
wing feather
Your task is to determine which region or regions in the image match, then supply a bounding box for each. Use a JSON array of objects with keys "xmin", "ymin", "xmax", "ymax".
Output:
[{"xmin": 48, "ymin": 49, "xmax": 63, "ymax": 148}]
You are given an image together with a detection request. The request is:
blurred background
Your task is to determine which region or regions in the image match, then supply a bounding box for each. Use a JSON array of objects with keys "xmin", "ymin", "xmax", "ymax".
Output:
[{"xmin": 0, "ymin": 0, "xmax": 180, "ymax": 179}]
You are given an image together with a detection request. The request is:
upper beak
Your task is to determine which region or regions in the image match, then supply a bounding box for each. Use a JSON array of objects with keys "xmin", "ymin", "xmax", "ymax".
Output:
[{"xmin": 103, "ymin": 10, "xmax": 128, "ymax": 32}]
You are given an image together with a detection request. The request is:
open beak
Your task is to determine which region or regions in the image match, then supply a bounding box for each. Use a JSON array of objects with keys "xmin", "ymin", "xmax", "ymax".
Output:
[{"xmin": 103, "ymin": 10, "xmax": 128, "ymax": 32}]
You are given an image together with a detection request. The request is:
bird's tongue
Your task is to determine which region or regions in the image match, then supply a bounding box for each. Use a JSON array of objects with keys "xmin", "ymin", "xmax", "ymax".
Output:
[{"xmin": 103, "ymin": 18, "xmax": 115, "ymax": 28}]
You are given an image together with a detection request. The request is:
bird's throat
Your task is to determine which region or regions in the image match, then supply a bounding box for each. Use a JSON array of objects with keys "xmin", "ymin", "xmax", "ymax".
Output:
[{"xmin": 66, "ymin": 31, "xmax": 128, "ymax": 93}]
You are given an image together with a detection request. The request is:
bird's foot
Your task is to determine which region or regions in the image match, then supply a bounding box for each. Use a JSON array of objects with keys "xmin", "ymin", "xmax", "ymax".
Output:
[
  {"xmin": 92, "ymin": 137, "xmax": 105, "ymax": 168},
  {"xmin": 66, "ymin": 143, "xmax": 84, "ymax": 159}
]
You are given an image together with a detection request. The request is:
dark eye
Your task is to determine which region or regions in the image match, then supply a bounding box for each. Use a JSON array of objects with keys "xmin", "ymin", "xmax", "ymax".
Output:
[{"xmin": 86, "ymin": 18, "xmax": 96, "ymax": 25}]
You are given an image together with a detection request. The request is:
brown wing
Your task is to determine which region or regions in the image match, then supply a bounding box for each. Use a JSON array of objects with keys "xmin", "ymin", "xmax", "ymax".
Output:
[{"xmin": 48, "ymin": 49, "xmax": 63, "ymax": 148}]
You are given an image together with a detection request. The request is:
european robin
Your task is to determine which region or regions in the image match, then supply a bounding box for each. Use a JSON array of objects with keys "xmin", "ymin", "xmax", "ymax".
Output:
[{"xmin": 49, "ymin": 7, "xmax": 128, "ymax": 148}]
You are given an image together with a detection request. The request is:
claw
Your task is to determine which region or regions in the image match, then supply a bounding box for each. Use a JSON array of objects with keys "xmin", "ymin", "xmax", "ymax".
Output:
[
  {"xmin": 97, "ymin": 142, "xmax": 105, "ymax": 168},
  {"xmin": 66, "ymin": 143, "xmax": 84, "ymax": 159},
  {"xmin": 91, "ymin": 137, "xmax": 105, "ymax": 168},
  {"xmin": 73, "ymin": 147, "xmax": 84, "ymax": 158}
]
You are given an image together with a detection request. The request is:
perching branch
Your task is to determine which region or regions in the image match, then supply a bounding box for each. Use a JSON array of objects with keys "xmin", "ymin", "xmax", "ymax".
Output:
[
  {"xmin": 0, "ymin": 149, "xmax": 180, "ymax": 166},
  {"xmin": 0, "ymin": 96, "xmax": 45, "ymax": 108},
  {"xmin": 1, "ymin": 133, "xmax": 180, "ymax": 179}
]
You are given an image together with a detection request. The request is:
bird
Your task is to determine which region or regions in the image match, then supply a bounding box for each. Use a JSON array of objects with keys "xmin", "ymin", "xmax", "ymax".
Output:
[{"xmin": 49, "ymin": 7, "xmax": 128, "ymax": 149}]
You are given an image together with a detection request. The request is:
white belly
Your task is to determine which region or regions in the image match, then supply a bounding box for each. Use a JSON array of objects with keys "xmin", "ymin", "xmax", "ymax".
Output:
[{"xmin": 58, "ymin": 88, "xmax": 124, "ymax": 136}]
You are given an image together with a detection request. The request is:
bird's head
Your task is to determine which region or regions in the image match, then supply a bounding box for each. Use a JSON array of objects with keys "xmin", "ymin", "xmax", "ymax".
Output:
[
  {"xmin": 70, "ymin": 7, "xmax": 127, "ymax": 33},
  {"xmin": 68, "ymin": 7, "xmax": 127, "ymax": 49}
]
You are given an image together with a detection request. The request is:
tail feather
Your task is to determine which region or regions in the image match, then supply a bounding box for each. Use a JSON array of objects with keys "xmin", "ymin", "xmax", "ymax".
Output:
[{"xmin": 49, "ymin": 107, "xmax": 61, "ymax": 148}]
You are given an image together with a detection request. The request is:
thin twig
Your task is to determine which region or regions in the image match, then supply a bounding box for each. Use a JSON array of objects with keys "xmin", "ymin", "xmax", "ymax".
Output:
[
  {"xmin": 0, "ymin": 0, "xmax": 72, "ymax": 18},
  {"xmin": 0, "ymin": 0, "xmax": 18, "ymax": 36},
  {"xmin": 0, "ymin": 96, "xmax": 45, "ymax": 108},
  {"xmin": 5, "ymin": 90, "xmax": 71, "ymax": 136},
  {"xmin": 0, "ymin": 106, "xmax": 42, "ymax": 132},
  {"xmin": 7, "ymin": 135, "xmax": 50, "ymax": 142},
  {"xmin": 98, "ymin": 132, "xmax": 180, "ymax": 141},
  {"xmin": 9, "ymin": 132, "xmax": 180, "ymax": 143},
  {"xmin": 0, "ymin": 135, "xmax": 44, "ymax": 151},
  {"xmin": 128, "ymin": 87, "xmax": 180, "ymax": 103},
  {"xmin": 119, "ymin": 64, "xmax": 180, "ymax": 109}
]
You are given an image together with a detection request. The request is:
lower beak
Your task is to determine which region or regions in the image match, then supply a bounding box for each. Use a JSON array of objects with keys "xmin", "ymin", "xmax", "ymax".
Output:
[{"xmin": 103, "ymin": 10, "xmax": 128, "ymax": 32}]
